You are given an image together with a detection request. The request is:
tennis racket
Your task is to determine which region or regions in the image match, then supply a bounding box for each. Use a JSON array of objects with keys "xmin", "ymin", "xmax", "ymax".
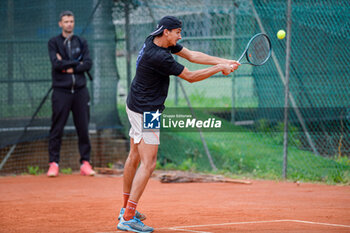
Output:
[{"xmin": 237, "ymin": 33, "xmax": 271, "ymax": 66}]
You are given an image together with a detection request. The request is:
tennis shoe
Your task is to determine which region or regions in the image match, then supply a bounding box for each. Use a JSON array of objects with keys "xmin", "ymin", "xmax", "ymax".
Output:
[
  {"xmin": 80, "ymin": 161, "xmax": 96, "ymax": 176},
  {"xmin": 47, "ymin": 162, "xmax": 59, "ymax": 177},
  {"xmin": 117, "ymin": 216, "xmax": 153, "ymax": 233},
  {"xmin": 118, "ymin": 208, "xmax": 146, "ymax": 221}
]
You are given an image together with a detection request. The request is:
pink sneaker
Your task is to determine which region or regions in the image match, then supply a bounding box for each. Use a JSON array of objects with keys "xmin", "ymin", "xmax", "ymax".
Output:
[
  {"xmin": 47, "ymin": 162, "xmax": 59, "ymax": 177},
  {"xmin": 80, "ymin": 161, "xmax": 96, "ymax": 176}
]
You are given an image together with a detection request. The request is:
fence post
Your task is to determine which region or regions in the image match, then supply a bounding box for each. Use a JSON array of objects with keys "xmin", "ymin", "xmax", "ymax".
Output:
[
  {"xmin": 7, "ymin": 0, "xmax": 14, "ymax": 106},
  {"xmin": 283, "ymin": 0, "xmax": 293, "ymax": 179},
  {"xmin": 125, "ymin": 2, "xmax": 131, "ymax": 92},
  {"xmin": 230, "ymin": 3, "xmax": 236, "ymax": 123},
  {"xmin": 175, "ymin": 56, "xmax": 179, "ymax": 106}
]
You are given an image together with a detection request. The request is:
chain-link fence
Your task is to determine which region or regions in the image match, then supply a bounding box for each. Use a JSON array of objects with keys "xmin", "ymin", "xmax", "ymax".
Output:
[
  {"xmin": 0, "ymin": 0, "xmax": 124, "ymax": 175},
  {"xmin": 1, "ymin": 0, "xmax": 348, "ymax": 182},
  {"xmin": 115, "ymin": 0, "xmax": 350, "ymax": 183}
]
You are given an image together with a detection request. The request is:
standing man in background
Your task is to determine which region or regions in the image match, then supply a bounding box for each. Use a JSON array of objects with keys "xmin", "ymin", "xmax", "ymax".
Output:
[{"xmin": 47, "ymin": 10, "xmax": 95, "ymax": 177}]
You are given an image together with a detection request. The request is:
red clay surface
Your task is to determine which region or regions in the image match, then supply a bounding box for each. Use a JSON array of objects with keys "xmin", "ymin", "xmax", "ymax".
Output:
[{"xmin": 0, "ymin": 174, "xmax": 349, "ymax": 233}]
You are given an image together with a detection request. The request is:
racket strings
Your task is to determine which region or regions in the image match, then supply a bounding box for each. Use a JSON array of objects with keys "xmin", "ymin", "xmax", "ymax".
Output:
[{"xmin": 247, "ymin": 35, "xmax": 270, "ymax": 65}]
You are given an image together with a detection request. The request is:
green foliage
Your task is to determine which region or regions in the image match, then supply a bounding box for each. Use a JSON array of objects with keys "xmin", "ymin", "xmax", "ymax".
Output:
[
  {"xmin": 156, "ymin": 161, "xmax": 163, "ymax": 170},
  {"xmin": 256, "ymin": 120, "xmax": 302, "ymax": 147},
  {"xmin": 156, "ymin": 157, "xmax": 177, "ymax": 170},
  {"xmin": 158, "ymin": 123, "xmax": 350, "ymax": 184},
  {"xmin": 178, "ymin": 158, "xmax": 197, "ymax": 171},
  {"xmin": 107, "ymin": 162, "xmax": 114, "ymax": 169},
  {"xmin": 118, "ymin": 103, "xmax": 350, "ymax": 184},
  {"xmin": 61, "ymin": 168, "xmax": 72, "ymax": 174},
  {"xmin": 155, "ymin": 161, "xmax": 178, "ymax": 170},
  {"xmin": 27, "ymin": 166, "xmax": 43, "ymax": 175},
  {"xmin": 156, "ymin": 159, "xmax": 196, "ymax": 171},
  {"xmin": 336, "ymin": 155, "xmax": 350, "ymax": 166},
  {"xmin": 163, "ymin": 163, "xmax": 178, "ymax": 170}
]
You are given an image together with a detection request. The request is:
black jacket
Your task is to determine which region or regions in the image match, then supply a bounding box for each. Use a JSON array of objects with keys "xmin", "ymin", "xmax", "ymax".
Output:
[{"xmin": 48, "ymin": 34, "xmax": 92, "ymax": 92}]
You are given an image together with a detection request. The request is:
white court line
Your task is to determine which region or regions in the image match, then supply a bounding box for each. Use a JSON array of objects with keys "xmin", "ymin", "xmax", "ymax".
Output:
[
  {"xmin": 157, "ymin": 219, "xmax": 290, "ymax": 229},
  {"xmin": 288, "ymin": 220, "xmax": 350, "ymax": 228},
  {"xmin": 96, "ymin": 219, "xmax": 350, "ymax": 233},
  {"xmin": 104, "ymin": 230, "xmax": 211, "ymax": 233},
  {"xmin": 169, "ymin": 228, "xmax": 212, "ymax": 233},
  {"xmin": 158, "ymin": 219, "xmax": 350, "ymax": 230}
]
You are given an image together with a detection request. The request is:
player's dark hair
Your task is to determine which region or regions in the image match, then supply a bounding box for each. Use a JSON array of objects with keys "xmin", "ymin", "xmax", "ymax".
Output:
[
  {"xmin": 150, "ymin": 16, "xmax": 182, "ymax": 36},
  {"xmin": 155, "ymin": 28, "xmax": 174, "ymax": 37}
]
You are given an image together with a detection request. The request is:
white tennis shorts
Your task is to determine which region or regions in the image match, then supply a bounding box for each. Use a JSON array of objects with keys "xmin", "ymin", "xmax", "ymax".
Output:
[{"xmin": 126, "ymin": 105, "xmax": 160, "ymax": 145}]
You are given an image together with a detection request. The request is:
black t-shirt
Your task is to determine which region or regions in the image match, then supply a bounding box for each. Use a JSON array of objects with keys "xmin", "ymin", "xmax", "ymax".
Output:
[{"xmin": 127, "ymin": 36, "xmax": 185, "ymax": 113}]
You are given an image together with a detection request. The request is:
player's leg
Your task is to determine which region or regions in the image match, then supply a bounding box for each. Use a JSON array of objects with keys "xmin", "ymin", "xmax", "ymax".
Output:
[
  {"xmin": 128, "ymin": 140, "xmax": 158, "ymax": 203},
  {"xmin": 118, "ymin": 139, "xmax": 157, "ymax": 232},
  {"xmin": 118, "ymin": 106, "xmax": 157, "ymax": 229},
  {"xmin": 71, "ymin": 87, "xmax": 94, "ymax": 175},
  {"xmin": 118, "ymin": 137, "xmax": 147, "ymax": 221},
  {"xmin": 123, "ymin": 129, "xmax": 159, "ymax": 218},
  {"xmin": 122, "ymin": 106, "xmax": 142, "ymax": 207},
  {"xmin": 123, "ymin": 138, "xmax": 140, "ymax": 203},
  {"xmin": 47, "ymin": 90, "xmax": 72, "ymax": 176},
  {"xmin": 119, "ymin": 104, "xmax": 149, "ymax": 222},
  {"xmin": 123, "ymin": 138, "xmax": 141, "ymax": 193}
]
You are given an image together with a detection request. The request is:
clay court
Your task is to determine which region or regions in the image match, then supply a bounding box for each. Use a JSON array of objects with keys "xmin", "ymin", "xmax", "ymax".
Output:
[{"xmin": 1, "ymin": 174, "xmax": 349, "ymax": 233}]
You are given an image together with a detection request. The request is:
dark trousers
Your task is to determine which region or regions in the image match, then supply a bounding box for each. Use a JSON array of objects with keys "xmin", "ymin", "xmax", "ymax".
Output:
[{"xmin": 48, "ymin": 87, "xmax": 91, "ymax": 164}]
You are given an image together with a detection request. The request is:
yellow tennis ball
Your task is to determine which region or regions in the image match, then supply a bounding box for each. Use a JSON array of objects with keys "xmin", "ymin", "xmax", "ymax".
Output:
[{"xmin": 277, "ymin": 30, "xmax": 286, "ymax": 40}]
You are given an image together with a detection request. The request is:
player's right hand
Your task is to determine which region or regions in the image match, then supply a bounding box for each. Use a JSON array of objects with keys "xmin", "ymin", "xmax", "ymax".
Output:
[
  {"xmin": 230, "ymin": 64, "xmax": 240, "ymax": 71},
  {"xmin": 220, "ymin": 64, "xmax": 237, "ymax": 76}
]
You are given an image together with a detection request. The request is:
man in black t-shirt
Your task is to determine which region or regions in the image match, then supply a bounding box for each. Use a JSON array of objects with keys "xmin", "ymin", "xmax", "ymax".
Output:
[{"xmin": 118, "ymin": 16, "xmax": 240, "ymax": 232}]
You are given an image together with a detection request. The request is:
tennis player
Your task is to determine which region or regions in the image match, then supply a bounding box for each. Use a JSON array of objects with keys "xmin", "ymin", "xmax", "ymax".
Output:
[{"xmin": 117, "ymin": 16, "xmax": 240, "ymax": 232}]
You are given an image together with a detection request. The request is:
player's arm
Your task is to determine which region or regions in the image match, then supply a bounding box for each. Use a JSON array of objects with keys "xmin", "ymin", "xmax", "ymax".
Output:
[
  {"xmin": 178, "ymin": 64, "xmax": 237, "ymax": 83},
  {"xmin": 48, "ymin": 39, "xmax": 79, "ymax": 71},
  {"xmin": 175, "ymin": 47, "xmax": 240, "ymax": 67}
]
